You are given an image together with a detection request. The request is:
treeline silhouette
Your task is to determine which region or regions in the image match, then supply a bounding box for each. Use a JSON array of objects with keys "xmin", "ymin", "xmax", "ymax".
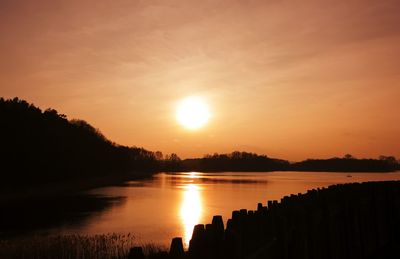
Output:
[
  {"xmin": 177, "ymin": 152, "xmax": 290, "ymax": 172},
  {"xmin": 291, "ymin": 154, "xmax": 399, "ymax": 172},
  {"xmin": 0, "ymin": 97, "xmax": 161, "ymax": 188},
  {"xmin": 1, "ymin": 97, "xmax": 399, "ymax": 189},
  {"xmin": 175, "ymin": 152, "xmax": 399, "ymax": 172}
]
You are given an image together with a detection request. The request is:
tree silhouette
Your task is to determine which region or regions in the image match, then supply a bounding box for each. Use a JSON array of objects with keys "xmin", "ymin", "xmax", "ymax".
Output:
[
  {"xmin": 0, "ymin": 97, "xmax": 160, "ymax": 188},
  {"xmin": 344, "ymin": 154, "xmax": 355, "ymax": 159}
]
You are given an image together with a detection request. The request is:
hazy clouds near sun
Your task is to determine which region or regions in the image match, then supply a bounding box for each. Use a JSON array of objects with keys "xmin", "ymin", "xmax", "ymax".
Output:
[{"xmin": 1, "ymin": 0, "xmax": 399, "ymax": 159}]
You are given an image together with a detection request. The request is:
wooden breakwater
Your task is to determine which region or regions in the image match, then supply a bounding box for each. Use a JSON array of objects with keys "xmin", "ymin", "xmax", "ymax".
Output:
[{"xmin": 130, "ymin": 181, "xmax": 400, "ymax": 259}]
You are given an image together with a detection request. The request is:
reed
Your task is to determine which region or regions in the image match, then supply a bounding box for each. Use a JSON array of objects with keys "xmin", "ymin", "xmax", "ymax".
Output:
[{"xmin": 0, "ymin": 233, "xmax": 167, "ymax": 259}]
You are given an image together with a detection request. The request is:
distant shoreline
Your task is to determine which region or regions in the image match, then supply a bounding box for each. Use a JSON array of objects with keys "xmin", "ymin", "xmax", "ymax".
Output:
[
  {"xmin": 163, "ymin": 154, "xmax": 399, "ymax": 173},
  {"xmin": 163, "ymin": 169, "xmax": 399, "ymax": 173}
]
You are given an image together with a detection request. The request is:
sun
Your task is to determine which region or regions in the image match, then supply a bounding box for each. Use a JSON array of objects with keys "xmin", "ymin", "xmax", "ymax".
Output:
[{"xmin": 176, "ymin": 96, "xmax": 210, "ymax": 130}]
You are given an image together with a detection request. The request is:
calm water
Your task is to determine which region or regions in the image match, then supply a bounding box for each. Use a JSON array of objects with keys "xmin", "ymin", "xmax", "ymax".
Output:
[{"xmin": 52, "ymin": 171, "xmax": 400, "ymax": 247}]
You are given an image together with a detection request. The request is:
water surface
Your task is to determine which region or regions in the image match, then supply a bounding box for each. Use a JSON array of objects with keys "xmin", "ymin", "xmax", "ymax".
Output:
[{"xmin": 53, "ymin": 171, "xmax": 400, "ymax": 247}]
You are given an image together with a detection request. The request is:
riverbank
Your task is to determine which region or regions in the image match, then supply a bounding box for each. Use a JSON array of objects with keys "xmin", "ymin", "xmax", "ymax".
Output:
[{"xmin": 0, "ymin": 171, "xmax": 155, "ymax": 204}]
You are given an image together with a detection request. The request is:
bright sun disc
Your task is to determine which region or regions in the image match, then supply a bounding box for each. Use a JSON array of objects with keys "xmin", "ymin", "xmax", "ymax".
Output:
[{"xmin": 176, "ymin": 97, "xmax": 210, "ymax": 129}]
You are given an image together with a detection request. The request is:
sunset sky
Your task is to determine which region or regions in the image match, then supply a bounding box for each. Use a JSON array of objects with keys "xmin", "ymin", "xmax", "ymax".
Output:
[{"xmin": 1, "ymin": 0, "xmax": 399, "ymax": 160}]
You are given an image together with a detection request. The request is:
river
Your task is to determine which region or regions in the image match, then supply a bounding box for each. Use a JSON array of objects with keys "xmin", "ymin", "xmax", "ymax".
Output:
[{"xmin": 47, "ymin": 171, "xmax": 400, "ymax": 247}]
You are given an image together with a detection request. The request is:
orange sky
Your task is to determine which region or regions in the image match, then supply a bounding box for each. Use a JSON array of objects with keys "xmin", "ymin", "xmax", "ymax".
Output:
[{"xmin": 1, "ymin": 0, "xmax": 399, "ymax": 160}]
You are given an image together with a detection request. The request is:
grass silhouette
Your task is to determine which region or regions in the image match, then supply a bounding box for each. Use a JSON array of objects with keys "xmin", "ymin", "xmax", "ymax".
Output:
[{"xmin": 0, "ymin": 233, "xmax": 167, "ymax": 259}]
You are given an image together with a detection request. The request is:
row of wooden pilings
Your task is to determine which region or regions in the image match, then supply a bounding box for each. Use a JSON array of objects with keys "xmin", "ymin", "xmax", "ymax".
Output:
[{"xmin": 129, "ymin": 180, "xmax": 400, "ymax": 259}]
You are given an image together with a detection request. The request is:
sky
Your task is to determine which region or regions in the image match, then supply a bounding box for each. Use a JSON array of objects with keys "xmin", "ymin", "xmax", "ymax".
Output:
[{"xmin": 1, "ymin": 0, "xmax": 399, "ymax": 160}]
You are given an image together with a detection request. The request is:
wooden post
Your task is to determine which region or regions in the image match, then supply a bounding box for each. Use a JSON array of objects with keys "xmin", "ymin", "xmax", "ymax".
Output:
[
  {"xmin": 170, "ymin": 237, "xmax": 185, "ymax": 259},
  {"xmin": 128, "ymin": 247, "xmax": 144, "ymax": 259}
]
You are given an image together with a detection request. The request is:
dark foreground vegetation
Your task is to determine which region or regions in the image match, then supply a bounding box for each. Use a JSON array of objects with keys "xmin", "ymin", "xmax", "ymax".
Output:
[
  {"xmin": 0, "ymin": 97, "xmax": 399, "ymax": 194},
  {"xmin": 0, "ymin": 233, "xmax": 166, "ymax": 259}
]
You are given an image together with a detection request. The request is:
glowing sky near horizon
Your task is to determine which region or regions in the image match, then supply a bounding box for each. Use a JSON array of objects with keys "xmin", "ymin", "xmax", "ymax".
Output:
[{"xmin": 1, "ymin": 0, "xmax": 399, "ymax": 160}]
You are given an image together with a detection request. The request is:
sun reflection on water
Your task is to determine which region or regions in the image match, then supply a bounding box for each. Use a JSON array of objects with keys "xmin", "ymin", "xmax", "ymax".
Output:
[{"xmin": 180, "ymin": 182, "xmax": 202, "ymax": 247}]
